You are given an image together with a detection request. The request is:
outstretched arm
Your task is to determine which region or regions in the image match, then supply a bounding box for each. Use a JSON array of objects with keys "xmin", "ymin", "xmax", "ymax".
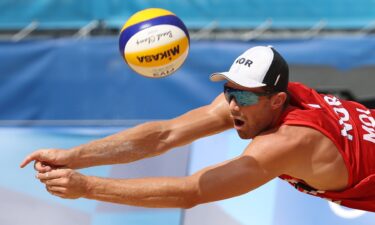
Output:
[
  {"xmin": 21, "ymin": 94, "xmax": 232, "ymax": 170},
  {"xmin": 38, "ymin": 154, "xmax": 277, "ymax": 208},
  {"xmin": 37, "ymin": 130, "xmax": 296, "ymax": 208}
]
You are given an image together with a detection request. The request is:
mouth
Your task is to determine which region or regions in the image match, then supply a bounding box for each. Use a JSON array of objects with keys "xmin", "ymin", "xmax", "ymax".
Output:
[{"xmin": 233, "ymin": 118, "xmax": 245, "ymax": 128}]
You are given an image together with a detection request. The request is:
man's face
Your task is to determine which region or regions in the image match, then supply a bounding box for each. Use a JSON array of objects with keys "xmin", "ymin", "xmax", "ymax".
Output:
[{"xmin": 224, "ymin": 82, "xmax": 275, "ymax": 139}]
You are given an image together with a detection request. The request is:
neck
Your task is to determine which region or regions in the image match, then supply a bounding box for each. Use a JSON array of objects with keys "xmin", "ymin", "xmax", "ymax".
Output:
[{"xmin": 269, "ymin": 105, "xmax": 290, "ymax": 128}]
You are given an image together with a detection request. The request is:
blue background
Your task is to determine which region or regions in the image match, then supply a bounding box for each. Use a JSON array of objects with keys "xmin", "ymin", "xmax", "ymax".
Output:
[
  {"xmin": 1, "ymin": 0, "xmax": 375, "ymax": 222},
  {"xmin": 1, "ymin": 37, "xmax": 375, "ymax": 122},
  {"xmin": 1, "ymin": 37, "xmax": 374, "ymax": 224}
]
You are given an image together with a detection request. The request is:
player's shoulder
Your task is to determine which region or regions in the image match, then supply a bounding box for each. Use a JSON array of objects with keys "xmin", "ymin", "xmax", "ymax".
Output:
[
  {"xmin": 241, "ymin": 125, "xmax": 318, "ymax": 175},
  {"xmin": 251, "ymin": 125, "xmax": 323, "ymax": 154}
]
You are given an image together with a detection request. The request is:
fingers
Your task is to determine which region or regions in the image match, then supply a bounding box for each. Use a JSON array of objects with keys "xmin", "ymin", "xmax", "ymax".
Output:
[
  {"xmin": 20, "ymin": 149, "xmax": 54, "ymax": 168},
  {"xmin": 34, "ymin": 161, "xmax": 53, "ymax": 173},
  {"xmin": 38, "ymin": 173, "xmax": 68, "ymax": 187},
  {"xmin": 35, "ymin": 159, "xmax": 66, "ymax": 173},
  {"xmin": 37, "ymin": 169, "xmax": 71, "ymax": 180},
  {"xmin": 21, "ymin": 148, "xmax": 71, "ymax": 171},
  {"xmin": 20, "ymin": 151, "xmax": 42, "ymax": 168},
  {"xmin": 41, "ymin": 177, "xmax": 66, "ymax": 186},
  {"xmin": 38, "ymin": 169, "xmax": 84, "ymax": 199},
  {"xmin": 47, "ymin": 185, "xmax": 66, "ymax": 193},
  {"xmin": 40, "ymin": 172, "xmax": 69, "ymax": 198},
  {"xmin": 46, "ymin": 185, "xmax": 66, "ymax": 198}
]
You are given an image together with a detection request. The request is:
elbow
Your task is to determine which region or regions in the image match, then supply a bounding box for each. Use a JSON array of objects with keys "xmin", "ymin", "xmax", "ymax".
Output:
[
  {"xmin": 180, "ymin": 196, "xmax": 199, "ymax": 209},
  {"xmin": 179, "ymin": 177, "xmax": 202, "ymax": 209},
  {"xmin": 182, "ymin": 204, "xmax": 196, "ymax": 210}
]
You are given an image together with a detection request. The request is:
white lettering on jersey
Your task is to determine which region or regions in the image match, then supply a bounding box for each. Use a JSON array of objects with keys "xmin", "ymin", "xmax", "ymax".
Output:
[
  {"xmin": 356, "ymin": 108, "xmax": 375, "ymax": 144},
  {"xmin": 324, "ymin": 96, "xmax": 353, "ymax": 140}
]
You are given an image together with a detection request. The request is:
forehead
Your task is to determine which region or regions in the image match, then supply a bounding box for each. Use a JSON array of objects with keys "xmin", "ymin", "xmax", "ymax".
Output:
[{"xmin": 224, "ymin": 81, "xmax": 264, "ymax": 92}]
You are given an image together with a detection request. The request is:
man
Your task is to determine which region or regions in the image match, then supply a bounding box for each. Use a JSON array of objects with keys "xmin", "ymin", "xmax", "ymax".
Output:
[{"xmin": 20, "ymin": 46, "xmax": 375, "ymax": 211}]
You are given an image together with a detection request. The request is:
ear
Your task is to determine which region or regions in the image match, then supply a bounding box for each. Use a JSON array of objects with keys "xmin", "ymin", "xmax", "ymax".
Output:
[{"xmin": 270, "ymin": 92, "xmax": 287, "ymax": 110}]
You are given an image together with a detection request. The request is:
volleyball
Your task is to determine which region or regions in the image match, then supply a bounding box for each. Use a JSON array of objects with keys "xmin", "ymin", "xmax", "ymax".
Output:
[{"xmin": 119, "ymin": 8, "xmax": 190, "ymax": 78}]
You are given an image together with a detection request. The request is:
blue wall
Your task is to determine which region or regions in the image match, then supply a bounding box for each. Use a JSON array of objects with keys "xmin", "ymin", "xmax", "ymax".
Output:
[
  {"xmin": 1, "ymin": 37, "xmax": 375, "ymax": 123},
  {"xmin": 1, "ymin": 37, "xmax": 375, "ymax": 224}
]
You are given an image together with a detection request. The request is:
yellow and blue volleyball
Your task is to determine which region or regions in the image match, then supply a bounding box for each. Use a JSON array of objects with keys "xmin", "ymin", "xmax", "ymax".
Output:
[{"xmin": 119, "ymin": 8, "xmax": 190, "ymax": 78}]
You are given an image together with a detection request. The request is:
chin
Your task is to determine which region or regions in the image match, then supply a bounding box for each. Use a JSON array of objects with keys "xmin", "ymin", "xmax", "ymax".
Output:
[{"xmin": 237, "ymin": 131, "xmax": 254, "ymax": 139}]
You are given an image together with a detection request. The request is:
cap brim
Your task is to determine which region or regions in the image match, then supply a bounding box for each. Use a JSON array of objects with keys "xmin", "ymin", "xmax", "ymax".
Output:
[{"xmin": 210, "ymin": 72, "xmax": 266, "ymax": 88}]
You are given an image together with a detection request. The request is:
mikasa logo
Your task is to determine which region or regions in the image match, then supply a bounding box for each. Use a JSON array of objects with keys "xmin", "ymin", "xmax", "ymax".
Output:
[{"xmin": 137, "ymin": 45, "xmax": 180, "ymax": 63}]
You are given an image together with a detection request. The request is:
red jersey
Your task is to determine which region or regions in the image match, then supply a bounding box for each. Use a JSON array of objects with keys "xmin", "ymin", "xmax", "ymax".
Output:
[{"xmin": 278, "ymin": 82, "xmax": 375, "ymax": 212}]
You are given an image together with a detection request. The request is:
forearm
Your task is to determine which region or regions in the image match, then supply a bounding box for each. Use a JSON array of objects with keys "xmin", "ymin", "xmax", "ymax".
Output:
[
  {"xmin": 68, "ymin": 121, "xmax": 171, "ymax": 169},
  {"xmin": 81, "ymin": 156, "xmax": 262, "ymax": 209},
  {"xmin": 84, "ymin": 176, "xmax": 198, "ymax": 208},
  {"xmin": 65, "ymin": 95, "xmax": 232, "ymax": 169}
]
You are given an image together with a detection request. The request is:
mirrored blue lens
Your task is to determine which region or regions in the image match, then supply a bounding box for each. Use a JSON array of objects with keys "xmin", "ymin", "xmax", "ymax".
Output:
[{"xmin": 224, "ymin": 86, "xmax": 260, "ymax": 106}]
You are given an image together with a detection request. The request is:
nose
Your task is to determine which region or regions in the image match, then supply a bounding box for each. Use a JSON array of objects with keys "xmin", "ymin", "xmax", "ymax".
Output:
[{"xmin": 228, "ymin": 97, "xmax": 240, "ymax": 112}]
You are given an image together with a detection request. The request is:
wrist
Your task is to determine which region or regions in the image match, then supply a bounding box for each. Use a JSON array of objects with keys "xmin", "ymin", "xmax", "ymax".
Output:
[
  {"xmin": 82, "ymin": 175, "xmax": 95, "ymax": 199},
  {"xmin": 66, "ymin": 147, "xmax": 81, "ymax": 169}
]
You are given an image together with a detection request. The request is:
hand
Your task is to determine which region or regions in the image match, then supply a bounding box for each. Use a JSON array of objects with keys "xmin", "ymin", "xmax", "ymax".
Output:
[
  {"xmin": 37, "ymin": 169, "xmax": 89, "ymax": 199},
  {"xmin": 20, "ymin": 148, "xmax": 74, "ymax": 172}
]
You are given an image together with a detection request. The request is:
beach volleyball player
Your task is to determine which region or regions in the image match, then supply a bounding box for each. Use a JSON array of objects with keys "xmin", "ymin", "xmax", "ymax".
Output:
[{"xmin": 21, "ymin": 46, "xmax": 375, "ymax": 211}]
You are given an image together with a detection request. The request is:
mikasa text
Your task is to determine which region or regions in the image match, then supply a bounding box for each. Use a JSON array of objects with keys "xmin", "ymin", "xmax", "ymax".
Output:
[
  {"xmin": 324, "ymin": 96, "xmax": 375, "ymax": 143},
  {"xmin": 136, "ymin": 45, "xmax": 180, "ymax": 63}
]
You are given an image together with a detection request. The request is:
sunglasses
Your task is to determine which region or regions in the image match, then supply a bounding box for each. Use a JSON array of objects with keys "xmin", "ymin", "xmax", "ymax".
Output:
[{"xmin": 223, "ymin": 85, "xmax": 274, "ymax": 106}]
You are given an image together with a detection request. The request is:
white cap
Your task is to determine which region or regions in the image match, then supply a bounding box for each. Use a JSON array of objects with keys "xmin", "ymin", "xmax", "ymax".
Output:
[{"xmin": 210, "ymin": 46, "xmax": 289, "ymax": 92}]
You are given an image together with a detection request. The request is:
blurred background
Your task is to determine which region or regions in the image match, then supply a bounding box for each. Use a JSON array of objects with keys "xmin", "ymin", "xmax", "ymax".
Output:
[{"xmin": 1, "ymin": 0, "xmax": 375, "ymax": 225}]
